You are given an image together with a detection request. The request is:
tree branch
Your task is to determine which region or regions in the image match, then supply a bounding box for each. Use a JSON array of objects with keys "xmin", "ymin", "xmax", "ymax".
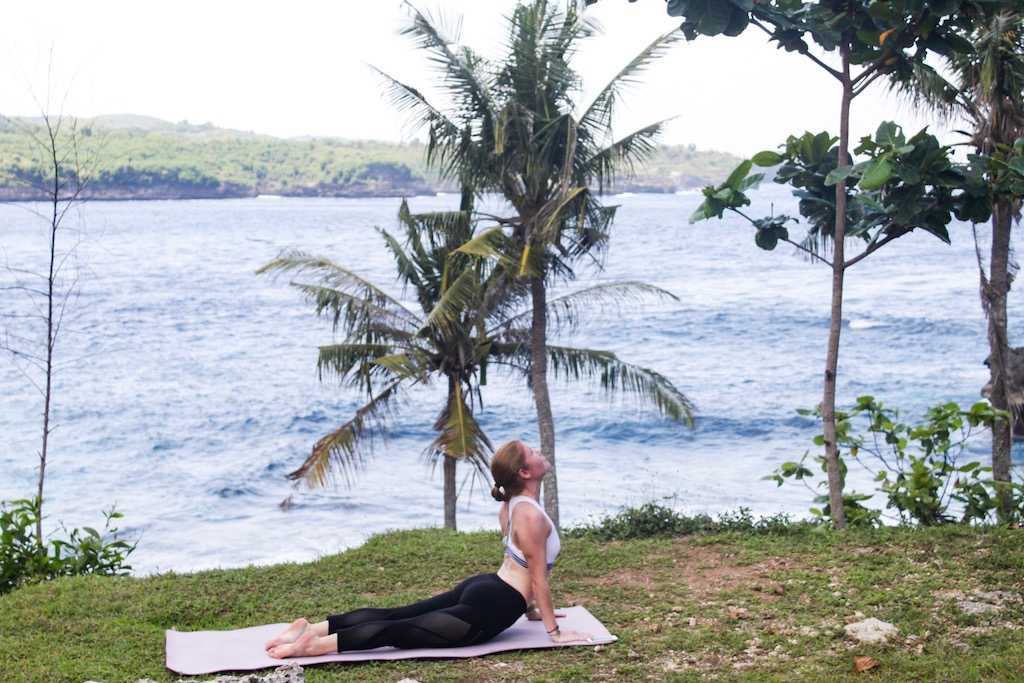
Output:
[{"xmin": 844, "ymin": 232, "xmax": 901, "ymax": 269}]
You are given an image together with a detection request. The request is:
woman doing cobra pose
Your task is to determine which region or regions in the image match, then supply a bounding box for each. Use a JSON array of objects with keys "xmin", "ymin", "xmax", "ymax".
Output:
[{"xmin": 265, "ymin": 440, "xmax": 592, "ymax": 658}]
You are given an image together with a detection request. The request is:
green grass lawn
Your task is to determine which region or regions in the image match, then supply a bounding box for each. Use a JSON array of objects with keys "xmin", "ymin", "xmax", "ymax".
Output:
[{"xmin": 2, "ymin": 526, "xmax": 1022, "ymax": 682}]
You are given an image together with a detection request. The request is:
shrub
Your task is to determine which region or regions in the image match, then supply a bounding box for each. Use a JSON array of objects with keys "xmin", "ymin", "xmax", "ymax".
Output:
[
  {"xmin": 565, "ymin": 502, "xmax": 804, "ymax": 541},
  {"xmin": 767, "ymin": 396, "xmax": 1024, "ymax": 527},
  {"xmin": 0, "ymin": 496, "xmax": 137, "ymax": 595}
]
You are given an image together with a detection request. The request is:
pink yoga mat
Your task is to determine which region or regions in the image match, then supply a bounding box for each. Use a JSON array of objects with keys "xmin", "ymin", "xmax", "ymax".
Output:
[{"xmin": 165, "ymin": 605, "xmax": 617, "ymax": 675}]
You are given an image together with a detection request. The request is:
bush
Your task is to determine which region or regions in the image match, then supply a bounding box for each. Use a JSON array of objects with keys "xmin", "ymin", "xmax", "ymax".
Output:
[
  {"xmin": 565, "ymin": 502, "xmax": 804, "ymax": 541},
  {"xmin": 0, "ymin": 497, "xmax": 137, "ymax": 596},
  {"xmin": 767, "ymin": 396, "xmax": 1024, "ymax": 527}
]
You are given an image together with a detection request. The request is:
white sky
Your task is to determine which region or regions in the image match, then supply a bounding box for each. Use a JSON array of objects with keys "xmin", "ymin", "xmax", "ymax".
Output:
[{"xmin": 0, "ymin": 0, "xmax": 964, "ymax": 156}]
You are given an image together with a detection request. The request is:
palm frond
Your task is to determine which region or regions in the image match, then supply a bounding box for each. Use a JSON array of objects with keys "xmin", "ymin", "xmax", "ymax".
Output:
[
  {"xmin": 583, "ymin": 118, "xmax": 673, "ymax": 193},
  {"xmin": 367, "ymin": 64, "xmax": 461, "ymax": 141},
  {"xmin": 257, "ymin": 249, "xmax": 421, "ymax": 326},
  {"xmin": 376, "ymin": 226, "xmax": 427, "ymax": 306},
  {"xmin": 489, "ymin": 342, "xmax": 695, "ymax": 427},
  {"xmin": 317, "ymin": 343, "xmax": 397, "ymax": 392},
  {"xmin": 884, "ymin": 59, "xmax": 973, "ymax": 127},
  {"xmin": 372, "ymin": 351, "xmax": 434, "ymax": 383},
  {"xmin": 534, "ymin": 185, "xmax": 588, "ymax": 244},
  {"xmin": 400, "ymin": 2, "xmax": 497, "ymax": 122},
  {"xmin": 288, "ymin": 282, "xmax": 421, "ymax": 338},
  {"xmin": 420, "ymin": 265, "xmax": 483, "ymax": 335},
  {"xmin": 422, "ymin": 381, "xmax": 494, "ymax": 495},
  {"xmin": 367, "ymin": 65, "xmax": 479, "ymax": 180},
  {"xmin": 430, "ymin": 381, "xmax": 493, "ymax": 460},
  {"xmin": 287, "ymin": 380, "xmax": 404, "ymax": 489},
  {"xmin": 455, "ymin": 226, "xmax": 508, "ymax": 258},
  {"xmin": 579, "ymin": 28, "xmax": 683, "ymax": 138},
  {"xmin": 489, "ymin": 281, "xmax": 678, "ymax": 337}
]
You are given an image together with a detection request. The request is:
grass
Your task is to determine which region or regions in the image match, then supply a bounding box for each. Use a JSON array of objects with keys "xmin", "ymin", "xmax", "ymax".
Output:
[{"xmin": 2, "ymin": 524, "xmax": 1022, "ymax": 682}]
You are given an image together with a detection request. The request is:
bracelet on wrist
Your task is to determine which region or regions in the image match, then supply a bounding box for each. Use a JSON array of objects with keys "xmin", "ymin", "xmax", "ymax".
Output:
[{"xmin": 547, "ymin": 626, "xmax": 560, "ymax": 634}]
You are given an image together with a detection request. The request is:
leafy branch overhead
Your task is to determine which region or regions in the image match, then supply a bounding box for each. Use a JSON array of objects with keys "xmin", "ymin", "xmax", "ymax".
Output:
[{"xmin": 690, "ymin": 122, "xmax": 994, "ymax": 266}]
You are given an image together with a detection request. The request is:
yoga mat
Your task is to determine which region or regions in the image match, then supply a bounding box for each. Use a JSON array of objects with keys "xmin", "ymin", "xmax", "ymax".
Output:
[{"xmin": 166, "ymin": 605, "xmax": 617, "ymax": 675}]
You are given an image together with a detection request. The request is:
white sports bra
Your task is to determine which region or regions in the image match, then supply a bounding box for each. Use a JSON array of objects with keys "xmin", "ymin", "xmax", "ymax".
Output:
[{"xmin": 503, "ymin": 495, "xmax": 561, "ymax": 570}]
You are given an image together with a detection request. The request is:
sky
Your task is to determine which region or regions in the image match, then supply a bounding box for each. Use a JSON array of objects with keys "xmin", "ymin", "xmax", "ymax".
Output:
[{"xmin": 0, "ymin": 0, "xmax": 966, "ymax": 157}]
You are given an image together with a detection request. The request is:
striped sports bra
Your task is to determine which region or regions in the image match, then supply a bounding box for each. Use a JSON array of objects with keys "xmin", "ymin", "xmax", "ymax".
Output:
[{"xmin": 503, "ymin": 495, "xmax": 561, "ymax": 570}]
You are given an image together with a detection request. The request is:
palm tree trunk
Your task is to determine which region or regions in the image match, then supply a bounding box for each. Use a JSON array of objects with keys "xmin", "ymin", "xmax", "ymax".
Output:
[
  {"xmin": 443, "ymin": 454, "xmax": 457, "ymax": 530},
  {"xmin": 530, "ymin": 276, "xmax": 559, "ymax": 528},
  {"xmin": 821, "ymin": 42, "xmax": 853, "ymax": 530},
  {"xmin": 987, "ymin": 199, "xmax": 1014, "ymax": 520}
]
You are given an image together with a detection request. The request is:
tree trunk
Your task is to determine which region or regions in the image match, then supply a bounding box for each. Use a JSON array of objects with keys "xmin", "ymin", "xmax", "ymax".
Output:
[
  {"xmin": 36, "ymin": 138, "xmax": 60, "ymax": 548},
  {"xmin": 821, "ymin": 43, "xmax": 853, "ymax": 530},
  {"xmin": 986, "ymin": 199, "xmax": 1013, "ymax": 520},
  {"xmin": 530, "ymin": 276, "xmax": 559, "ymax": 528},
  {"xmin": 443, "ymin": 454, "xmax": 457, "ymax": 530}
]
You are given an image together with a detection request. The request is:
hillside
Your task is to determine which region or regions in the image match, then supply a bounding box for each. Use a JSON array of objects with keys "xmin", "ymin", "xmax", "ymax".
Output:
[{"xmin": 0, "ymin": 114, "xmax": 743, "ymax": 201}]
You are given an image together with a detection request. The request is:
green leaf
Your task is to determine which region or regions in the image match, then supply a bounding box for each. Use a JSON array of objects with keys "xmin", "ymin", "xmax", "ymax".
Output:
[
  {"xmin": 875, "ymin": 121, "xmax": 901, "ymax": 146},
  {"xmin": 688, "ymin": 203, "xmax": 710, "ymax": 224},
  {"xmin": 724, "ymin": 159, "xmax": 753, "ymax": 189},
  {"xmin": 825, "ymin": 165, "xmax": 856, "ymax": 186},
  {"xmin": 754, "ymin": 227, "xmax": 783, "ymax": 250},
  {"xmin": 858, "ymin": 159, "xmax": 893, "ymax": 190},
  {"xmin": 751, "ymin": 151, "xmax": 784, "ymax": 167}
]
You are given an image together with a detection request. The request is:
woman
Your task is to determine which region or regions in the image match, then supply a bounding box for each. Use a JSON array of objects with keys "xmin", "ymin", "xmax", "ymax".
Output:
[{"xmin": 265, "ymin": 440, "xmax": 592, "ymax": 658}]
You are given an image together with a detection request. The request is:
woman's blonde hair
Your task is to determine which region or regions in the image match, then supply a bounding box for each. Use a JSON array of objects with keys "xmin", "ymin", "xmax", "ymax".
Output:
[{"xmin": 490, "ymin": 440, "xmax": 528, "ymax": 502}]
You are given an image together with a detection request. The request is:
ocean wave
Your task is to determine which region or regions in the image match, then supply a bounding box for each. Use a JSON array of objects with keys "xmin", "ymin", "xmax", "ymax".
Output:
[
  {"xmin": 849, "ymin": 318, "xmax": 886, "ymax": 330},
  {"xmin": 210, "ymin": 484, "xmax": 261, "ymax": 498}
]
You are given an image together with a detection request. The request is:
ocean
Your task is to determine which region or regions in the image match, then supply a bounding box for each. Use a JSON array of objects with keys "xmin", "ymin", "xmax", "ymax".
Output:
[{"xmin": 1, "ymin": 185, "xmax": 1019, "ymax": 576}]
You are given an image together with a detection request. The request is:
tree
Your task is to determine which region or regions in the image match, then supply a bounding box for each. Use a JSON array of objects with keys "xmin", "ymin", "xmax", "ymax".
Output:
[
  {"xmin": 1, "ymin": 108, "xmax": 99, "ymax": 547},
  {"xmin": 374, "ymin": 0, "xmax": 684, "ymax": 525},
  {"xmin": 662, "ymin": 1, "xmax": 989, "ymax": 528},
  {"xmin": 257, "ymin": 197, "xmax": 692, "ymax": 529},
  {"xmin": 888, "ymin": 6, "xmax": 1024, "ymax": 521}
]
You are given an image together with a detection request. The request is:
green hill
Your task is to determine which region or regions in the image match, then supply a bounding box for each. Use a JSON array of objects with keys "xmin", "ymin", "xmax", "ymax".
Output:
[{"xmin": 0, "ymin": 114, "xmax": 742, "ymax": 201}]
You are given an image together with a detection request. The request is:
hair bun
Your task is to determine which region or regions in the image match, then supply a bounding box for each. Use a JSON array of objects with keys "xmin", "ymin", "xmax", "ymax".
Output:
[{"xmin": 490, "ymin": 483, "xmax": 507, "ymax": 502}]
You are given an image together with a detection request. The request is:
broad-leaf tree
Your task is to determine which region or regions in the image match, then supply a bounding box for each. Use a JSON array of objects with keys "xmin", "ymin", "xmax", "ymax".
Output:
[
  {"xmin": 656, "ymin": 0, "xmax": 992, "ymax": 528},
  {"xmin": 375, "ymin": 0, "xmax": 685, "ymax": 525},
  {"xmin": 886, "ymin": 6, "xmax": 1024, "ymax": 520}
]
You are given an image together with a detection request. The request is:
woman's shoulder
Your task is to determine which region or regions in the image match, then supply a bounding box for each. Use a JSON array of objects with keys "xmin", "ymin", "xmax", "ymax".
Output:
[{"xmin": 509, "ymin": 497, "xmax": 547, "ymax": 523}]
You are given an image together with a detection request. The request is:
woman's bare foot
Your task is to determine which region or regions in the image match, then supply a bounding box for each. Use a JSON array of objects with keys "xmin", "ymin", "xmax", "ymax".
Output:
[
  {"xmin": 267, "ymin": 628, "xmax": 331, "ymax": 659},
  {"xmin": 264, "ymin": 618, "xmax": 309, "ymax": 651}
]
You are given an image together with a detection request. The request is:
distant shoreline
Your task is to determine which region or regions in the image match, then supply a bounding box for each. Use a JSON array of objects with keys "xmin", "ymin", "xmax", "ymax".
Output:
[
  {"xmin": 0, "ymin": 114, "xmax": 739, "ymax": 205},
  {"xmin": 0, "ymin": 185, "xmax": 696, "ymax": 203}
]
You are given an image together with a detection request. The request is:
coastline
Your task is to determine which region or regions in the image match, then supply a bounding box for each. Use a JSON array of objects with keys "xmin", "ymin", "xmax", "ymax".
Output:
[{"xmin": 0, "ymin": 184, "xmax": 701, "ymax": 203}]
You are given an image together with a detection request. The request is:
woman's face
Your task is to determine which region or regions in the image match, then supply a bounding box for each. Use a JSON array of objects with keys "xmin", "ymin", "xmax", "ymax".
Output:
[{"xmin": 519, "ymin": 443, "xmax": 551, "ymax": 480}]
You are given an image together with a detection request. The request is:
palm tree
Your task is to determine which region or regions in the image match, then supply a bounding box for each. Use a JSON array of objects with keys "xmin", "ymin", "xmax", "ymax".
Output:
[
  {"xmin": 374, "ymin": 0, "xmax": 683, "ymax": 525},
  {"xmin": 890, "ymin": 7, "xmax": 1024, "ymax": 518},
  {"xmin": 257, "ymin": 198, "xmax": 693, "ymax": 529}
]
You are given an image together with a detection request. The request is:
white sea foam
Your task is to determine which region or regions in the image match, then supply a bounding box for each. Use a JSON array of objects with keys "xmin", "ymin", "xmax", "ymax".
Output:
[{"xmin": 849, "ymin": 319, "xmax": 886, "ymax": 330}]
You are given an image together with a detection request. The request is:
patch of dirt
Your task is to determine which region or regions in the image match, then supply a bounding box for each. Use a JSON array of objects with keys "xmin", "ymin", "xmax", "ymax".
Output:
[{"xmin": 587, "ymin": 541, "xmax": 797, "ymax": 600}]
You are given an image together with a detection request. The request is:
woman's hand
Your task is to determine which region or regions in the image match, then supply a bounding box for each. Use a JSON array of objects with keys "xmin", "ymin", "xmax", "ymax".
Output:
[
  {"xmin": 548, "ymin": 628, "xmax": 593, "ymax": 644},
  {"xmin": 526, "ymin": 605, "xmax": 564, "ymax": 621}
]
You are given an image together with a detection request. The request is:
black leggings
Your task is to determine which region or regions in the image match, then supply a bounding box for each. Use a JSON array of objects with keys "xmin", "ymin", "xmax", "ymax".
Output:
[{"xmin": 325, "ymin": 573, "xmax": 528, "ymax": 652}]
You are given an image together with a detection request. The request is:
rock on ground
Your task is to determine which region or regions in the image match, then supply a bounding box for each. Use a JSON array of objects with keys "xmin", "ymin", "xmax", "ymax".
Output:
[
  {"xmin": 956, "ymin": 590, "xmax": 1022, "ymax": 615},
  {"xmin": 844, "ymin": 618, "xmax": 899, "ymax": 644}
]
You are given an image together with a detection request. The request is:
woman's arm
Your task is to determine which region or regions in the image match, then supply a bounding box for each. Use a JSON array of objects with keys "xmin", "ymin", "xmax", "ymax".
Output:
[{"xmin": 515, "ymin": 507, "xmax": 559, "ymax": 635}]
